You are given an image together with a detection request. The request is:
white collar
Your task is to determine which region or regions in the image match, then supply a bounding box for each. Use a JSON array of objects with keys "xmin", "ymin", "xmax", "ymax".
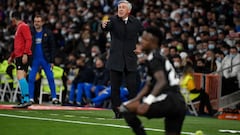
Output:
[
  {"xmin": 147, "ymin": 52, "xmax": 154, "ymax": 61},
  {"xmin": 123, "ymin": 17, "xmax": 128, "ymax": 21}
]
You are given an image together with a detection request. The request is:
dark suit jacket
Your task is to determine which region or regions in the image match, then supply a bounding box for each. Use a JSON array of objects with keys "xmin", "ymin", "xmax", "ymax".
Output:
[
  {"xmin": 31, "ymin": 27, "xmax": 56, "ymax": 63},
  {"xmin": 102, "ymin": 15, "xmax": 143, "ymax": 72}
]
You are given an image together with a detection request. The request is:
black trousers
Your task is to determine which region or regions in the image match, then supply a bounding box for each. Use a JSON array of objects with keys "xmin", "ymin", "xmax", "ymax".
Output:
[
  {"xmin": 123, "ymin": 90, "xmax": 186, "ymax": 135},
  {"xmin": 110, "ymin": 69, "xmax": 137, "ymax": 113},
  {"xmin": 192, "ymin": 89, "xmax": 213, "ymax": 114}
]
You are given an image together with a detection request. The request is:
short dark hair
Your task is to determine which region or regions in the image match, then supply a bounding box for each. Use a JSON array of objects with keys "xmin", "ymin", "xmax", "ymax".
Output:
[
  {"xmin": 172, "ymin": 54, "xmax": 181, "ymax": 60},
  {"xmin": 230, "ymin": 46, "xmax": 238, "ymax": 51},
  {"xmin": 34, "ymin": 15, "xmax": 45, "ymax": 22},
  {"xmin": 12, "ymin": 12, "xmax": 21, "ymax": 20},
  {"xmin": 145, "ymin": 26, "xmax": 163, "ymax": 46},
  {"xmin": 197, "ymin": 58, "xmax": 205, "ymax": 64},
  {"xmin": 169, "ymin": 46, "xmax": 177, "ymax": 51}
]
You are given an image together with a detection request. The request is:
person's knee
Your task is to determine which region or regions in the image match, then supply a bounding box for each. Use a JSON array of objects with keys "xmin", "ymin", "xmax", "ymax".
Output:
[
  {"xmin": 123, "ymin": 113, "xmax": 141, "ymax": 127},
  {"xmin": 17, "ymin": 71, "xmax": 26, "ymax": 80}
]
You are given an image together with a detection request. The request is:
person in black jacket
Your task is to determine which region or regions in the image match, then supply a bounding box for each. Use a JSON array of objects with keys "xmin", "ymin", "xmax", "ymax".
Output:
[
  {"xmin": 101, "ymin": 0, "xmax": 143, "ymax": 118},
  {"xmin": 68, "ymin": 56, "xmax": 95, "ymax": 106},
  {"xmin": 28, "ymin": 15, "xmax": 59, "ymax": 104},
  {"xmin": 82, "ymin": 57, "xmax": 110, "ymax": 103}
]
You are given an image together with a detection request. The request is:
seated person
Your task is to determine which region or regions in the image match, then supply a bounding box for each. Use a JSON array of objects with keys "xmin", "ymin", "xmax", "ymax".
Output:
[
  {"xmin": 180, "ymin": 65, "xmax": 215, "ymax": 116},
  {"xmin": 68, "ymin": 56, "xmax": 94, "ymax": 106},
  {"xmin": 221, "ymin": 47, "xmax": 240, "ymax": 95},
  {"xmin": 82, "ymin": 57, "xmax": 109, "ymax": 102},
  {"xmin": 88, "ymin": 86, "xmax": 129, "ymax": 108}
]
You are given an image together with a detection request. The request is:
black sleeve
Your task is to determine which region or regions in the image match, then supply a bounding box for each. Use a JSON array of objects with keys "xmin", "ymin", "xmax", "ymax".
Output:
[
  {"xmin": 102, "ymin": 69, "xmax": 110, "ymax": 85},
  {"xmin": 47, "ymin": 30, "xmax": 56, "ymax": 63},
  {"xmin": 149, "ymin": 56, "xmax": 165, "ymax": 74},
  {"xmin": 137, "ymin": 19, "xmax": 144, "ymax": 35},
  {"xmin": 6, "ymin": 65, "xmax": 15, "ymax": 79}
]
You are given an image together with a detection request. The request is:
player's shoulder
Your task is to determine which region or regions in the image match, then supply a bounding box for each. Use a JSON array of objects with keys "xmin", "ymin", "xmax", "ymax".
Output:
[
  {"xmin": 129, "ymin": 15, "xmax": 141, "ymax": 24},
  {"xmin": 18, "ymin": 22, "xmax": 30, "ymax": 32},
  {"xmin": 147, "ymin": 50, "xmax": 166, "ymax": 69},
  {"xmin": 21, "ymin": 21, "xmax": 30, "ymax": 26},
  {"xmin": 129, "ymin": 15, "xmax": 137, "ymax": 20},
  {"xmin": 152, "ymin": 50, "xmax": 165, "ymax": 62}
]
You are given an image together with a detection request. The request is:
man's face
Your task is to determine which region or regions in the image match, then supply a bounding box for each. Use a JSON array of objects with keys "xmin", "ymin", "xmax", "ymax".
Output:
[
  {"xmin": 230, "ymin": 48, "xmax": 238, "ymax": 55},
  {"xmin": 11, "ymin": 17, "xmax": 17, "ymax": 26},
  {"xmin": 197, "ymin": 61, "xmax": 204, "ymax": 67},
  {"xmin": 140, "ymin": 31, "xmax": 154, "ymax": 52},
  {"xmin": 95, "ymin": 59, "xmax": 104, "ymax": 68},
  {"xmin": 34, "ymin": 17, "xmax": 43, "ymax": 30},
  {"xmin": 118, "ymin": 2, "xmax": 130, "ymax": 19}
]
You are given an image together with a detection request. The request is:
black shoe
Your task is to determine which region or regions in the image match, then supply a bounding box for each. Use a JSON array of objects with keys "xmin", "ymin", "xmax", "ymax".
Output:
[
  {"xmin": 13, "ymin": 102, "xmax": 32, "ymax": 108},
  {"xmin": 114, "ymin": 112, "xmax": 123, "ymax": 119},
  {"xmin": 52, "ymin": 99, "xmax": 60, "ymax": 105},
  {"xmin": 62, "ymin": 101, "xmax": 75, "ymax": 106},
  {"xmin": 76, "ymin": 102, "xmax": 84, "ymax": 107}
]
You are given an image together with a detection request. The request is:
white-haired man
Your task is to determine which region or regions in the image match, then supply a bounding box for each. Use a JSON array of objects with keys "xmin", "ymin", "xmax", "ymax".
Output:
[{"xmin": 101, "ymin": 0, "xmax": 143, "ymax": 118}]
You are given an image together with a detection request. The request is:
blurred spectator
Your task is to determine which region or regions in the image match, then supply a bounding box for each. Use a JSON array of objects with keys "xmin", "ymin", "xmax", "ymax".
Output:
[
  {"xmin": 172, "ymin": 55, "xmax": 184, "ymax": 78},
  {"xmin": 221, "ymin": 47, "xmax": 240, "ymax": 79},
  {"xmin": 215, "ymin": 51, "xmax": 225, "ymax": 72},
  {"xmin": 194, "ymin": 58, "xmax": 210, "ymax": 74},
  {"xmin": 85, "ymin": 45, "xmax": 102, "ymax": 67},
  {"xmin": 169, "ymin": 46, "xmax": 178, "ymax": 61},
  {"xmin": 221, "ymin": 47, "xmax": 240, "ymax": 95},
  {"xmin": 160, "ymin": 44, "xmax": 170, "ymax": 57},
  {"xmin": 83, "ymin": 57, "xmax": 110, "ymax": 103},
  {"xmin": 204, "ymin": 50, "xmax": 217, "ymax": 73},
  {"xmin": 187, "ymin": 36, "xmax": 197, "ymax": 55},
  {"xmin": 68, "ymin": 55, "xmax": 94, "ymax": 106}
]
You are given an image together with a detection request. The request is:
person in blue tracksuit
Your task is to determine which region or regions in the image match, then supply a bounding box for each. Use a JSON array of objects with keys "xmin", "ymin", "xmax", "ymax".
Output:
[
  {"xmin": 68, "ymin": 56, "xmax": 95, "ymax": 106},
  {"xmin": 90, "ymin": 86, "xmax": 129, "ymax": 107},
  {"xmin": 28, "ymin": 15, "xmax": 59, "ymax": 104},
  {"xmin": 82, "ymin": 57, "xmax": 109, "ymax": 102}
]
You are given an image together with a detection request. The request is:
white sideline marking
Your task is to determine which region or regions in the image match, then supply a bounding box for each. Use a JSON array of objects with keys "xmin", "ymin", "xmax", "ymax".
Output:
[
  {"xmin": 63, "ymin": 115, "xmax": 75, "ymax": 118},
  {"xmin": 0, "ymin": 113, "xmax": 193, "ymax": 135},
  {"xmin": 50, "ymin": 113, "xmax": 59, "ymax": 116}
]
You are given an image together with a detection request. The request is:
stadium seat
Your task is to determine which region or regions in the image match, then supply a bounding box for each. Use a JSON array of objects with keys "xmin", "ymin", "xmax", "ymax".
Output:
[
  {"xmin": 39, "ymin": 78, "xmax": 63, "ymax": 104},
  {"xmin": 0, "ymin": 73, "xmax": 13, "ymax": 102},
  {"xmin": 11, "ymin": 77, "xmax": 20, "ymax": 102},
  {"xmin": 181, "ymin": 88, "xmax": 199, "ymax": 116},
  {"xmin": 39, "ymin": 66, "xmax": 64, "ymax": 104}
]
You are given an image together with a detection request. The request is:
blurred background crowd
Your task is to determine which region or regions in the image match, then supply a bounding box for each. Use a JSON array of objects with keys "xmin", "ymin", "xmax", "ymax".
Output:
[{"xmin": 0, "ymin": 0, "xmax": 240, "ymax": 105}]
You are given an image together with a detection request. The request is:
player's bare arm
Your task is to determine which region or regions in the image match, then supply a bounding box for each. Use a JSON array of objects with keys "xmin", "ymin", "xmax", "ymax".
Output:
[
  {"xmin": 150, "ymin": 70, "xmax": 167, "ymax": 96},
  {"xmin": 121, "ymin": 81, "xmax": 151, "ymax": 112},
  {"xmin": 137, "ymin": 70, "xmax": 167, "ymax": 115},
  {"xmin": 135, "ymin": 81, "xmax": 151, "ymax": 100}
]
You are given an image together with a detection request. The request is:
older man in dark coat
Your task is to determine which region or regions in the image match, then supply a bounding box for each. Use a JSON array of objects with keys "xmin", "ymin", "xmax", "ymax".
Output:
[{"xmin": 102, "ymin": 0, "xmax": 143, "ymax": 118}]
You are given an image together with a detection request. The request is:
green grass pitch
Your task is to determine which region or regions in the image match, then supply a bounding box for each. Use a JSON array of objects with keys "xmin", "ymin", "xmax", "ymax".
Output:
[{"xmin": 0, "ymin": 109, "xmax": 239, "ymax": 135}]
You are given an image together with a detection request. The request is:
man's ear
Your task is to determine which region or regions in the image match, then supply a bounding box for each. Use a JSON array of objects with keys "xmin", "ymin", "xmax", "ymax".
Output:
[{"xmin": 128, "ymin": 10, "xmax": 131, "ymax": 14}]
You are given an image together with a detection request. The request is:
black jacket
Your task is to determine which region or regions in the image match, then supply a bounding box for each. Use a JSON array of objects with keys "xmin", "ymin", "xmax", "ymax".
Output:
[
  {"xmin": 31, "ymin": 27, "xmax": 56, "ymax": 63},
  {"xmin": 102, "ymin": 15, "xmax": 143, "ymax": 72},
  {"xmin": 93, "ymin": 67, "xmax": 109, "ymax": 86},
  {"xmin": 73, "ymin": 66, "xmax": 95, "ymax": 84}
]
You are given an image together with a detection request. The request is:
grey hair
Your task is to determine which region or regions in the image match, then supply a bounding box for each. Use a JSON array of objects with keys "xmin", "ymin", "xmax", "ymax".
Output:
[{"xmin": 118, "ymin": 0, "xmax": 132, "ymax": 11}]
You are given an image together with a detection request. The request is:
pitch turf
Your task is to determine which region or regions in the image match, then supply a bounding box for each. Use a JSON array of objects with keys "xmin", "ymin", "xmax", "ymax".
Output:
[{"xmin": 0, "ymin": 106, "xmax": 239, "ymax": 135}]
